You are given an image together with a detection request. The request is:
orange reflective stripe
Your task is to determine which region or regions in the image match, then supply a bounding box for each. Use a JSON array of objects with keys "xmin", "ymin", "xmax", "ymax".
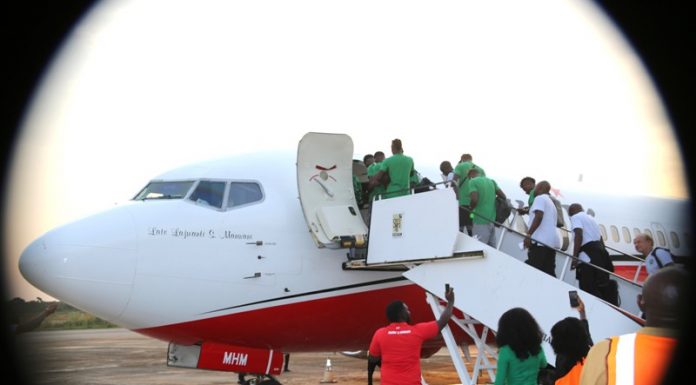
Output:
[
  {"xmin": 606, "ymin": 336, "xmax": 619, "ymax": 385},
  {"xmin": 607, "ymin": 332, "xmax": 677, "ymax": 385}
]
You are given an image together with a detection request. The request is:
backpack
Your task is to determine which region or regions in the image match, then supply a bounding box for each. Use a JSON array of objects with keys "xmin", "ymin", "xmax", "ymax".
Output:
[
  {"xmin": 650, "ymin": 247, "xmax": 675, "ymax": 269},
  {"xmin": 414, "ymin": 177, "xmax": 435, "ymax": 194},
  {"xmin": 549, "ymin": 195, "xmax": 565, "ymax": 228},
  {"xmin": 495, "ymin": 197, "xmax": 512, "ymax": 226}
]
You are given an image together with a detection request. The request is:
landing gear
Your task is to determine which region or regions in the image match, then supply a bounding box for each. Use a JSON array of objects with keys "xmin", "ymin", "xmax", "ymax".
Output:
[{"xmin": 237, "ymin": 373, "xmax": 281, "ymax": 385}]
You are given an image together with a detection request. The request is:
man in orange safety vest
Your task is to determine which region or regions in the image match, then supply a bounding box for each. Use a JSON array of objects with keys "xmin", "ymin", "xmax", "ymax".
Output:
[{"xmin": 579, "ymin": 266, "xmax": 689, "ymax": 385}]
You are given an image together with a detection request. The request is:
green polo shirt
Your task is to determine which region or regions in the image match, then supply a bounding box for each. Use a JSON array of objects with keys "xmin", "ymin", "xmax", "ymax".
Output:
[
  {"xmin": 381, "ymin": 153, "xmax": 414, "ymax": 199},
  {"xmin": 367, "ymin": 162, "xmax": 386, "ymax": 201},
  {"xmin": 469, "ymin": 176, "xmax": 499, "ymax": 224},
  {"xmin": 454, "ymin": 161, "xmax": 486, "ymax": 206}
]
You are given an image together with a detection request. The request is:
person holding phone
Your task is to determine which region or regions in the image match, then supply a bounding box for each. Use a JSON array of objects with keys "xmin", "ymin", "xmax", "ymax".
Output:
[
  {"xmin": 548, "ymin": 293, "xmax": 593, "ymax": 385},
  {"xmin": 367, "ymin": 284, "xmax": 455, "ymax": 385}
]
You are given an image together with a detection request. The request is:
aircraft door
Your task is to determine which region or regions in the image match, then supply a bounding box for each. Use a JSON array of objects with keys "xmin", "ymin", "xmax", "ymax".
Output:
[{"xmin": 297, "ymin": 132, "xmax": 368, "ymax": 248}]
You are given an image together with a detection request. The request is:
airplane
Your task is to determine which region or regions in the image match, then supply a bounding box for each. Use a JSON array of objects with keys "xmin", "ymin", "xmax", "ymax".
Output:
[{"xmin": 18, "ymin": 132, "xmax": 691, "ymax": 384}]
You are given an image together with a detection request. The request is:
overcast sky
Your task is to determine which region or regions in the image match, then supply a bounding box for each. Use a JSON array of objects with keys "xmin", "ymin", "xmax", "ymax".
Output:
[{"xmin": 3, "ymin": 0, "xmax": 688, "ymax": 300}]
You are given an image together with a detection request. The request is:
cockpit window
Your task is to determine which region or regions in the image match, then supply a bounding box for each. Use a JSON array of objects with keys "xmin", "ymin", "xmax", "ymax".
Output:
[
  {"xmin": 189, "ymin": 181, "xmax": 226, "ymax": 208},
  {"xmin": 134, "ymin": 181, "xmax": 194, "ymax": 200},
  {"xmin": 228, "ymin": 182, "xmax": 263, "ymax": 208}
]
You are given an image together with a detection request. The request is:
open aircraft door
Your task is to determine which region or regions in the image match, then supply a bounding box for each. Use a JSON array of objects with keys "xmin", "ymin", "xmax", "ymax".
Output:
[{"xmin": 297, "ymin": 132, "xmax": 368, "ymax": 249}]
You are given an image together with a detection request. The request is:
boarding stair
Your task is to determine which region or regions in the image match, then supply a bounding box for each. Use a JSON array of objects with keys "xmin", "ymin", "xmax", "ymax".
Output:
[
  {"xmin": 295, "ymin": 132, "xmax": 644, "ymax": 384},
  {"xmin": 347, "ymin": 186, "xmax": 644, "ymax": 385}
]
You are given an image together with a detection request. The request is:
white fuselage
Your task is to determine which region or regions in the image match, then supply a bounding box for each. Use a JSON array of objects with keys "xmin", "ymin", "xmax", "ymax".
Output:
[{"xmin": 19, "ymin": 150, "xmax": 691, "ymax": 351}]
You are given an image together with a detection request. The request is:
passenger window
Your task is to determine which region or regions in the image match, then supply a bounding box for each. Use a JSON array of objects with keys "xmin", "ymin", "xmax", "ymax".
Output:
[
  {"xmin": 644, "ymin": 229, "xmax": 653, "ymax": 239},
  {"xmin": 633, "ymin": 228, "xmax": 641, "ymax": 237},
  {"xmin": 599, "ymin": 224, "xmax": 607, "ymax": 241},
  {"xmin": 621, "ymin": 227, "xmax": 631, "ymax": 243},
  {"xmin": 671, "ymin": 231, "xmax": 681, "ymax": 248},
  {"xmin": 228, "ymin": 182, "xmax": 263, "ymax": 208},
  {"xmin": 610, "ymin": 225, "xmax": 620, "ymax": 243},
  {"xmin": 656, "ymin": 231, "xmax": 667, "ymax": 247},
  {"xmin": 134, "ymin": 181, "xmax": 194, "ymax": 200},
  {"xmin": 189, "ymin": 181, "xmax": 225, "ymax": 208}
]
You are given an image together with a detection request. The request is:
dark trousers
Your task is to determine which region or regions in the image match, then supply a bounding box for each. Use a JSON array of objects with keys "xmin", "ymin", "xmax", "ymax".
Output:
[
  {"xmin": 577, "ymin": 263, "xmax": 604, "ymax": 298},
  {"xmin": 527, "ymin": 244, "xmax": 556, "ymax": 277},
  {"xmin": 581, "ymin": 241, "xmax": 615, "ymax": 272},
  {"xmin": 577, "ymin": 241, "xmax": 618, "ymax": 305},
  {"xmin": 459, "ymin": 206, "xmax": 472, "ymax": 235}
]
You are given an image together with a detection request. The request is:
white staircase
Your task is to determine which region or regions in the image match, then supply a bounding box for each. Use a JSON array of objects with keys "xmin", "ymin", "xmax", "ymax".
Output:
[{"xmin": 360, "ymin": 189, "xmax": 644, "ymax": 384}]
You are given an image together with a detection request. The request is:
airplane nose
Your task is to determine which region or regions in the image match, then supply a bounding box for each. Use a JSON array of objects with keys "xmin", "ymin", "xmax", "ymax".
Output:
[{"xmin": 19, "ymin": 205, "xmax": 137, "ymax": 323}]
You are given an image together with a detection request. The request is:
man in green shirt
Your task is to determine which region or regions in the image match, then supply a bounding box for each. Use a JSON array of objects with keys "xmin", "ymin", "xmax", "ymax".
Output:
[
  {"xmin": 456, "ymin": 154, "xmax": 486, "ymax": 177},
  {"xmin": 363, "ymin": 153, "xmax": 375, "ymax": 169},
  {"xmin": 452, "ymin": 154, "xmax": 486, "ymax": 235},
  {"xmin": 369, "ymin": 139, "xmax": 414, "ymax": 199},
  {"xmin": 367, "ymin": 151, "xmax": 386, "ymax": 202},
  {"xmin": 468, "ymin": 168, "xmax": 506, "ymax": 247}
]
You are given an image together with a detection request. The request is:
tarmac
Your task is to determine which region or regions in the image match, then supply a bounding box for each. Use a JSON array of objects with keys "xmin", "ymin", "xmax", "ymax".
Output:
[{"xmin": 13, "ymin": 328, "xmax": 495, "ymax": 385}]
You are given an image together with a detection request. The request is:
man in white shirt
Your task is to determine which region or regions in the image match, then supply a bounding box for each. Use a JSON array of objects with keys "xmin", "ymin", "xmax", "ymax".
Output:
[
  {"xmin": 439, "ymin": 160, "xmax": 455, "ymax": 188},
  {"xmin": 569, "ymin": 203, "xmax": 617, "ymax": 305},
  {"xmin": 523, "ymin": 181, "xmax": 561, "ymax": 277},
  {"xmin": 633, "ymin": 233, "xmax": 675, "ymax": 276}
]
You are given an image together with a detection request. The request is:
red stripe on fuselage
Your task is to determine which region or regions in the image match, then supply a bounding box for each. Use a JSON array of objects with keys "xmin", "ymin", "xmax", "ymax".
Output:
[
  {"xmin": 135, "ymin": 283, "xmax": 475, "ymax": 352},
  {"xmin": 613, "ymin": 264, "xmax": 648, "ymax": 284}
]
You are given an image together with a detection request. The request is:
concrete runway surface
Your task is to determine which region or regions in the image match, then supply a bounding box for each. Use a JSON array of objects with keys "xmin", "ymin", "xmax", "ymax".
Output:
[{"xmin": 14, "ymin": 328, "xmax": 494, "ymax": 385}]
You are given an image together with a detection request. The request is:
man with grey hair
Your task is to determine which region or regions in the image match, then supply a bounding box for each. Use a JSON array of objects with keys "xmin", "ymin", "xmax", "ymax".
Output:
[{"xmin": 633, "ymin": 233, "xmax": 675, "ymax": 276}]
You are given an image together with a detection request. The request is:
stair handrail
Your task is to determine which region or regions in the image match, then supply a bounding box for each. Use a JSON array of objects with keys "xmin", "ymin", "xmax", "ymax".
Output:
[{"xmin": 466, "ymin": 200, "xmax": 643, "ymax": 290}]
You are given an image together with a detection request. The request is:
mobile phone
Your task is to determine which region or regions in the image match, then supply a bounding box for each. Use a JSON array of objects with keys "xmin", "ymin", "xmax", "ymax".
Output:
[
  {"xmin": 445, "ymin": 283, "xmax": 450, "ymax": 293},
  {"xmin": 569, "ymin": 290, "xmax": 579, "ymax": 307}
]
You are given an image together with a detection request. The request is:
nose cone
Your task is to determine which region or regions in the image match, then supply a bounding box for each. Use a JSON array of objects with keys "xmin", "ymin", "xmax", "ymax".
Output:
[{"xmin": 19, "ymin": 205, "xmax": 137, "ymax": 323}]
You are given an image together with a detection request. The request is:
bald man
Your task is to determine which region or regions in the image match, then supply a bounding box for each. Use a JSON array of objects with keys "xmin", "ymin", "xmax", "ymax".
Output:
[
  {"xmin": 523, "ymin": 181, "xmax": 561, "ymax": 277},
  {"xmin": 579, "ymin": 266, "xmax": 690, "ymax": 385},
  {"xmin": 568, "ymin": 203, "xmax": 617, "ymax": 305}
]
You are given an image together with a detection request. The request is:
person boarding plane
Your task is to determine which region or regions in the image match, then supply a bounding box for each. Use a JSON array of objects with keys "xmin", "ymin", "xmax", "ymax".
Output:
[{"xmin": 18, "ymin": 133, "xmax": 690, "ymax": 385}]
